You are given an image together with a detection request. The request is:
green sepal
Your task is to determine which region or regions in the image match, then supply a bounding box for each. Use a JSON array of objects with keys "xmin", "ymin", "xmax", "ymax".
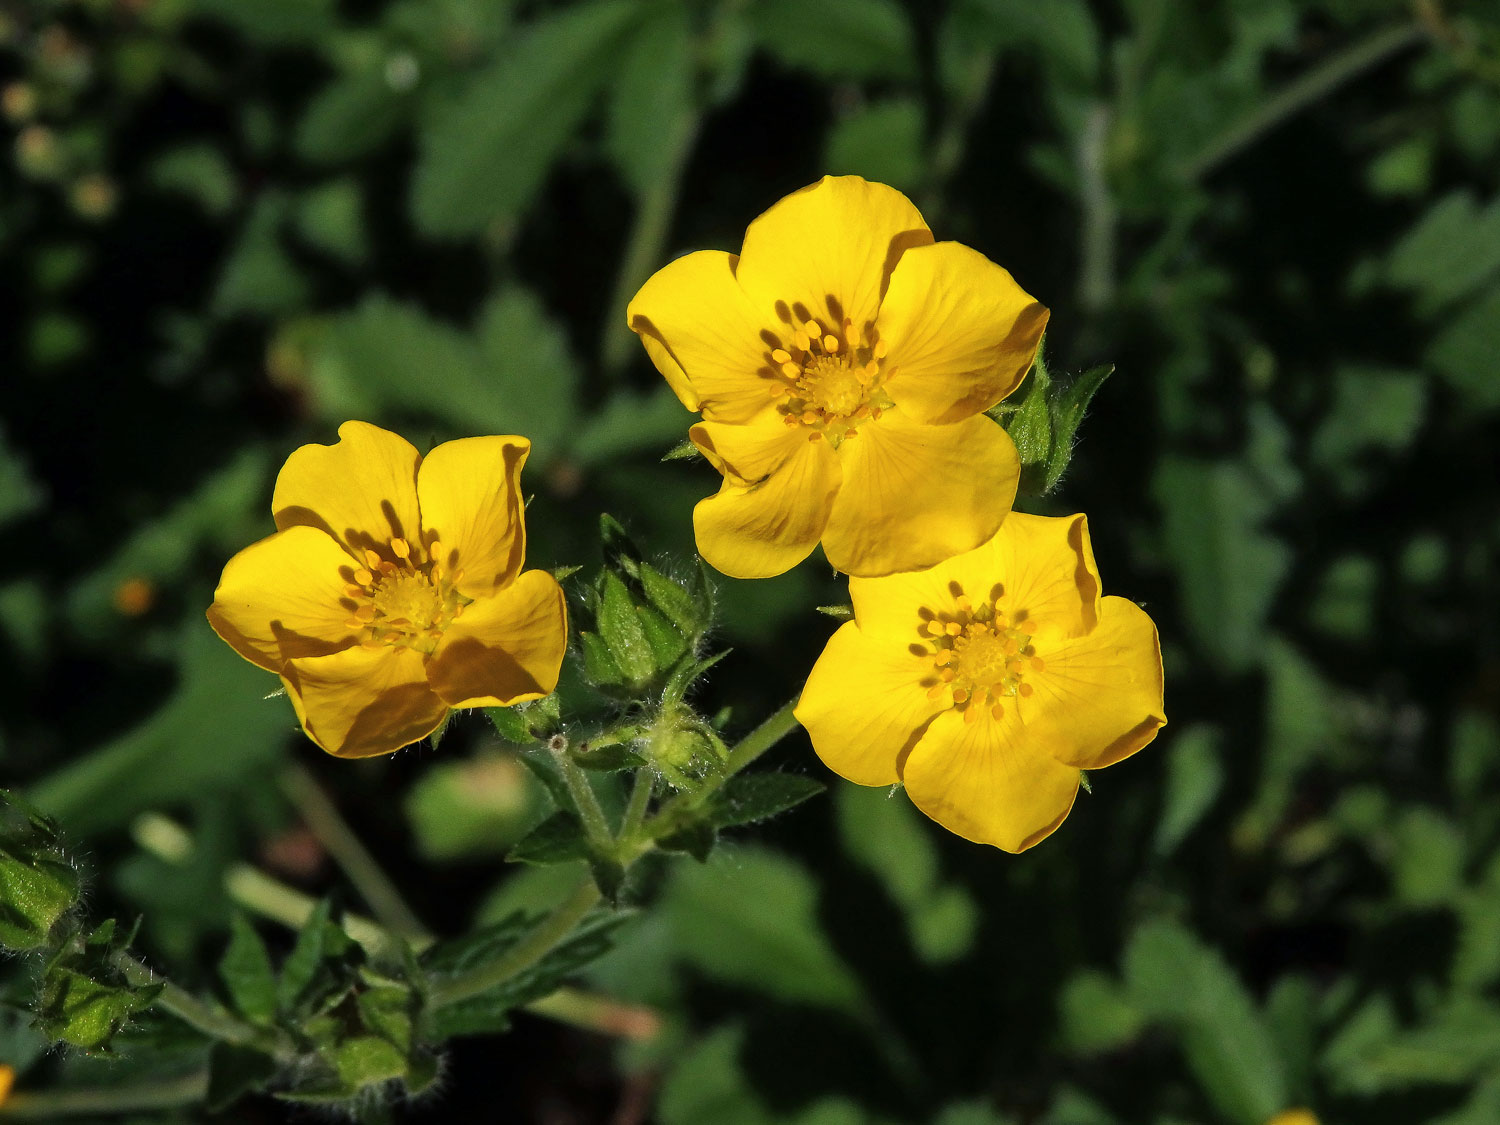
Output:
[
  {"xmin": 580, "ymin": 629, "xmax": 627, "ymax": 689},
  {"xmin": 34, "ymin": 922, "xmax": 164, "ymax": 1051},
  {"xmin": 996, "ymin": 346, "xmax": 1113, "ymax": 496},
  {"xmin": 661, "ymin": 439, "xmax": 700, "ymax": 461},
  {"xmin": 487, "ymin": 694, "xmax": 562, "ymax": 743},
  {"xmin": 507, "ymin": 811, "xmax": 590, "ymax": 865},
  {"xmin": 815, "ymin": 604, "xmax": 853, "ymax": 620},
  {"xmin": 661, "ymin": 649, "xmax": 730, "ymax": 708},
  {"xmin": 598, "ymin": 570, "xmax": 655, "ymax": 683},
  {"xmin": 636, "ymin": 601, "xmax": 690, "ymax": 668},
  {"xmin": 639, "ymin": 560, "xmax": 710, "ymax": 641},
  {"xmin": 0, "ymin": 788, "xmax": 81, "ymax": 952}
]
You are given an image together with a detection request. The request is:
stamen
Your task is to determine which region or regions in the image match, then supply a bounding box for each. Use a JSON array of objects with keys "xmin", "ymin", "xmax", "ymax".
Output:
[
  {"xmin": 353, "ymin": 567, "xmax": 373, "ymax": 586},
  {"xmin": 363, "ymin": 549, "xmax": 382, "ymax": 569},
  {"xmin": 391, "ymin": 537, "xmax": 410, "ymax": 559},
  {"xmin": 1018, "ymin": 683, "xmax": 1034, "ymax": 698},
  {"xmin": 771, "ymin": 348, "xmax": 792, "ymax": 364},
  {"xmin": 873, "ymin": 339, "xmax": 889, "ymax": 359},
  {"xmin": 823, "ymin": 334, "xmax": 839, "ymax": 352}
]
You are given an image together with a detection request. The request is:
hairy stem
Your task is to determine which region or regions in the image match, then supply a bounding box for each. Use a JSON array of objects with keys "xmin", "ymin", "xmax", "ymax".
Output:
[
  {"xmin": 427, "ymin": 879, "xmax": 602, "ymax": 1009},
  {"xmin": 279, "ymin": 764, "xmax": 429, "ymax": 940},
  {"xmin": 599, "ymin": 110, "xmax": 699, "ymax": 377},
  {"xmin": 0, "ymin": 1071, "xmax": 208, "ymax": 1119},
  {"xmin": 555, "ymin": 746, "xmax": 615, "ymax": 848},
  {"xmin": 1179, "ymin": 22, "xmax": 1426, "ymax": 181},
  {"xmin": 115, "ymin": 954, "xmax": 292, "ymax": 1060}
]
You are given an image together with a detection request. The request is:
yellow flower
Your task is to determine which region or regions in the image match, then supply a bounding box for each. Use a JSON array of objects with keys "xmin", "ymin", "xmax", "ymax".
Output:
[
  {"xmin": 0, "ymin": 1064, "xmax": 13, "ymax": 1107},
  {"xmin": 208, "ymin": 422, "xmax": 568, "ymax": 758},
  {"xmin": 795, "ymin": 512, "xmax": 1164, "ymax": 851},
  {"xmin": 627, "ymin": 175, "xmax": 1048, "ymax": 579},
  {"xmin": 1266, "ymin": 1113, "xmax": 1320, "ymax": 1125}
]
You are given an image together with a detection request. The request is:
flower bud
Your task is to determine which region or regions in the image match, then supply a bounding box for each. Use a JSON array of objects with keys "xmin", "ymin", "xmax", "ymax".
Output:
[{"xmin": 0, "ymin": 790, "xmax": 81, "ymax": 952}]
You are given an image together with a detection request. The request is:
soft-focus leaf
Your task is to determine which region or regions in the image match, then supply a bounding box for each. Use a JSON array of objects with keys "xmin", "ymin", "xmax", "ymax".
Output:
[
  {"xmin": 663, "ymin": 846, "xmax": 862, "ymax": 1012},
  {"xmin": 748, "ymin": 0, "xmax": 915, "ymax": 81},
  {"xmin": 1153, "ymin": 724, "xmax": 1224, "ymax": 855},
  {"xmin": 218, "ymin": 913, "xmax": 277, "ymax": 1025},
  {"xmin": 411, "ymin": 1, "xmax": 640, "ymax": 236}
]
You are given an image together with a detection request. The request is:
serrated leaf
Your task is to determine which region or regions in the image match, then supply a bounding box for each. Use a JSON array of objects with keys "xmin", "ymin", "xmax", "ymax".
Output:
[
  {"xmin": 1123, "ymin": 919, "xmax": 1286, "ymax": 1124},
  {"xmin": 411, "ymin": 1, "xmax": 640, "ymax": 236},
  {"xmin": 748, "ymin": 0, "xmax": 915, "ymax": 80},
  {"xmin": 507, "ymin": 811, "xmax": 590, "ymax": 866},
  {"xmin": 276, "ymin": 900, "xmax": 353, "ymax": 1019},
  {"xmin": 709, "ymin": 773, "xmax": 825, "ymax": 829},
  {"xmin": 426, "ymin": 909, "xmax": 630, "ymax": 1039},
  {"xmin": 517, "ymin": 750, "xmax": 573, "ymax": 812},
  {"xmin": 219, "ymin": 914, "xmax": 277, "ymax": 1025}
]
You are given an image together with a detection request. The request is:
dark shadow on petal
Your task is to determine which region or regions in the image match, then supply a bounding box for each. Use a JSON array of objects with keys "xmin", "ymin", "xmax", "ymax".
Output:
[
  {"xmin": 878, "ymin": 228, "xmax": 935, "ymax": 300},
  {"xmin": 425, "ymin": 637, "xmax": 546, "ymax": 708},
  {"xmin": 333, "ymin": 683, "xmax": 448, "ymax": 758}
]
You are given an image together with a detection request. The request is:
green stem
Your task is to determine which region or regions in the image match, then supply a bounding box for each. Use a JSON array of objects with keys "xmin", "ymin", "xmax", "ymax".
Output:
[
  {"xmin": 599, "ymin": 110, "xmax": 699, "ymax": 377},
  {"xmin": 114, "ymin": 955, "xmax": 292, "ymax": 1060},
  {"xmin": 279, "ymin": 764, "xmax": 429, "ymax": 940},
  {"xmin": 618, "ymin": 769, "xmax": 655, "ymax": 844},
  {"xmin": 720, "ymin": 695, "xmax": 802, "ymax": 780},
  {"xmin": 1179, "ymin": 22, "xmax": 1426, "ymax": 181},
  {"xmin": 555, "ymin": 747, "xmax": 614, "ymax": 849},
  {"xmin": 416, "ymin": 696, "xmax": 804, "ymax": 1012},
  {"xmin": 1075, "ymin": 101, "xmax": 1117, "ymax": 313},
  {"xmin": 427, "ymin": 880, "xmax": 601, "ymax": 1009},
  {"xmin": 0, "ymin": 1071, "xmax": 208, "ymax": 1119}
]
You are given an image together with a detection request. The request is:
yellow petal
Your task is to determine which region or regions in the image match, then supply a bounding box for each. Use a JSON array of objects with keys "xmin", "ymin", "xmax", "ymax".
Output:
[
  {"xmin": 795, "ymin": 621, "xmax": 947, "ymax": 786},
  {"xmin": 690, "ymin": 416, "xmax": 812, "ymax": 484},
  {"xmin": 425, "ymin": 569, "xmax": 568, "ymax": 708},
  {"xmin": 847, "ymin": 564, "xmax": 969, "ymax": 644},
  {"xmin": 416, "ymin": 435, "xmax": 529, "ymax": 599},
  {"xmin": 902, "ymin": 708, "xmax": 1080, "ymax": 852},
  {"xmin": 987, "ymin": 512, "xmax": 1100, "ymax": 637},
  {"xmin": 1021, "ymin": 596, "xmax": 1165, "ymax": 769},
  {"xmin": 821, "ymin": 408, "xmax": 1018, "ymax": 578},
  {"xmin": 626, "ymin": 250, "xmax": 780, "ymax": 424},
  {"xmin": 736, "ymin": 176, "xmax": 933, "ymax": 338},
  {"xmin": 693, "ymin": 429, "xmax": 841, "ymax": 578},
  {"xmin": 281, "ymin": 645, "xmax": 447, "ymax": 758},
  {"xmin": 272, "ymin": 421, "xmax": 423, "ymax": 560},
  {"xmin": 878, "ymin": 241, "xmax": 1049, "ymax": 425},
  {"xmin": 207, "ymin": 525, "xmax": 360, "ymax": 672}
]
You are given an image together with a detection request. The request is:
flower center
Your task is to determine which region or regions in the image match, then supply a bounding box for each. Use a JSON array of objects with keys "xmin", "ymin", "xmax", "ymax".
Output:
[
  {"xmin": 342, "ymin": 536, "xmax": 468, "ymax": 655},
  {"xmin": 763, "ymin": 316, "xmax": 894, "ymax": 446},
  {"xmin": 915, "ymin": 583, "xmax": 1045, "ymax": 723}
]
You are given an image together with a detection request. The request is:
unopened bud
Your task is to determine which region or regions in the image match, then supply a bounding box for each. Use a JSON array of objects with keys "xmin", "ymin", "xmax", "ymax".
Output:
[{"xmin": 0, "ymin": 791, "xmax": 81, "ymax": 951}]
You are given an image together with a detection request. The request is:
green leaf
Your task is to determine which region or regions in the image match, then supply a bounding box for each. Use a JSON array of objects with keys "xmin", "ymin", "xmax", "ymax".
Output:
[
  {"xmin": 0, "ymin": 790, "xmax": 79, "ymax": 952},
  {"xmin": 959, "ymin": 0, "xmax": 1101, "ymax": 88},
  {"xmin": 411, "ymin": 1, "xmax": 641, "ymax": 236},
  {"xmin": 825, "ymin": 99, "xmax": 924, "ymax": 192},
  {"xmin": 1152, "ymin": 725, "xmax": 1224, "ymax": 856},
  {"xmin": 709, "ymin": 773, "xmax": 825, "ymax": 829},
  {"xmin": 570, "ymin": 743, "xmax": 650, "ymax": 773},
  {"xmin": 218, "ymin": 914, "xmax": 277, "ymax": 1025},
  {"xmin": 294, "ymin": 179, "xmax": 368, "ymax": 265},
  {"xmin": 192, "ymin": 0, "xmax": 337, "ymax": 45},
  {"xmin": 1123, "ymin": 919, "xmax": 1286, "ymax": 1124},
  {"xmin": 1153, "ymin": 456, "xmax": 1290, "ymax": 675},
  {"xmin": 663, "ymin": 846, "xmax": 862, "ymax": 1012},
  {"xmin": 507, "ymin": 811, "xmax": 590, "ymax": 866},
  {"xmin": 295, "ymin": 69, "xmax": 409, "ymax": 165},
  {"xmin": 748, "ymin": 0, "xmax": 916, "ymax": 81},
  {"xmin": 147, "ymin": 144, "xmax": 238, "ymax": 216},
  {"xmin": 605, "ymin": 3, "xmax": 696, "ymax": 197},
  {"xmin": 475, "ymin": 285, "xmax": 581, "ymax": 458},
  {"xmin": 206, "ymin": 1043, "xmax": 278, "ymax": 1112},
  {"xmin": 277, "ymin": 900, "xmax": 353, "ymax": 1019},
  {"xmin": 573, "ymin": 388, "xmax": 692, "ymax": 466},
  {"xmin": 1385, "ymin": 191, "xmax": 1500, "ymax": 312},
  {"xmin": 1427, "ymin": 284, "xmax": 1500, "ymax": 411},
  {"xmin": 28, "ymin": 625, "xmax": 290, "ymax": 837},
  {"xmin": 1391, "ymin": 806, "xmax": 1466, "ymax": 909},
  {"xmin": 1059, "ymin": 970, "xmax": 1146, "ymax": 1055},
  {"xmin": 213, "ymin": 194, "xmax": 310, "ymax": 317},
  {"xmin": 405, "ymin": 753, "xmax": 540, "ymax": 860},
  {"xmin": 486, "ymin": 705, "xmax": 533, "ymax": 744},
  {"xmin": 425, "ymin": 909, "xmax": 630, "ymax": 1038},
  {"xmin": 1309, "ymin": 366, "xmax": 1426, "ymax": 495}
]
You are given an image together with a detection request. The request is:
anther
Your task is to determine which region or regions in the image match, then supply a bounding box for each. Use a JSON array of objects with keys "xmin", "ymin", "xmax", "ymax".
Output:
[
  {"xmin": 781, "ymin": 362, "xmax": 800, "ymax": 378},
  {"xmin": 355, "ymin": 606, "xmax": 376, "ymax": 622},
  {"xmin": 391, "ymin": 538, "xmax": 410, "ymax": 559},
  {"xmin": 964, "ymin": 705, "xmax": 980, "ymax": 725},
  {"xmin": 945, "ymin": 622, "xmax": 963, "ymax": 636},
  {"xmin": 794, "ymin": 331, "xmax": 810, "ymax": 351},
  {"xmin": 991, "ymin": 704, "xmax": 1005, "ymax": 721},
  {"xmin": 771, "ymin": 348, "xmax": 791, "ymax": 364},
  {"xmin": 873, "ymin": 339, "xmax": 889, "ymax": 359},
  {"xmin": 823, "ymin": 334, "xmax": 839, "ymax": 352},
  {"xmin": 1018, "ymin": 683, "xmax": 1034, "ymax": 698},
  {"xmin": 353, "ymin": 568, "xmax": 373, "ymax": 586},
  {"xmin": 345, "ymin": 585, "xmax": 366, "ymax": 599},
  {"xmin": 952, "ymin": 688, "xmax": 969, "ymax": 704},
  {"xmin": 1030, "ymin": 657, "xmax": 1046, "ymax": 672},
  {"xmin": 363, "ymin": 549, "xmax": 382, "ymax": 569},
  {"xmin": 804, "ymin": 320, "xmax": 822, "ymax": 338}
]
